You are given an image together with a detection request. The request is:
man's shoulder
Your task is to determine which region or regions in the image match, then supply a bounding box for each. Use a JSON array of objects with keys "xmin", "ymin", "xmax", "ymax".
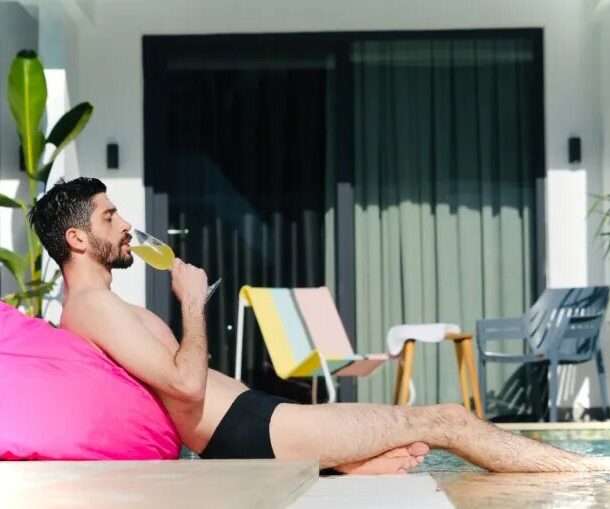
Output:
[
  {"xmin": 62, "ymin": 289, "xmax": 127, "ymax": 324},
  {"xmin": 66, "ymin": 288, "xmax": 123, "ymax": 307}
]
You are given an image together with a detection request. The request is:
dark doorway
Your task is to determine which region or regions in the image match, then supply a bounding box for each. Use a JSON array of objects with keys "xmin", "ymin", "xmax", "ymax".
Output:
[{"xmin": 143, "ymin": 41, "xmax": 334, "ymax": 400}]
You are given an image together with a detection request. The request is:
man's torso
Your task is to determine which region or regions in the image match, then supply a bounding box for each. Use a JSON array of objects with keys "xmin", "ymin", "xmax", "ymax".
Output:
[{"xmin": 61, "ymin": 288, "xmax": 247, "ymax": 452}]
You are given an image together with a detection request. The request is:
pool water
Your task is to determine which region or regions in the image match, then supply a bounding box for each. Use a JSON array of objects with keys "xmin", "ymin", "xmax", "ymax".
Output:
[
  {"xmin": 417, "ymin": 434, "xmax": 610, "ymax": 472},
  {"xmin": 424, "ymin": 426, "xmax": 610, "ymax": 508}
]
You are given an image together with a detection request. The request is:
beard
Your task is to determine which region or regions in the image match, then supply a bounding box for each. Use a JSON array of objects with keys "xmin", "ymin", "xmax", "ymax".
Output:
[{"xmin": 87, "ymin": 232, "xmax": 133, "ymax": 269}]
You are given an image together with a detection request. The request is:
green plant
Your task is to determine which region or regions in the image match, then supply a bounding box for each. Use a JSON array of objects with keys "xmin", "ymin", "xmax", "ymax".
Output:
[
  {"xmin": 0, "ymin": 50, "xmax": 93, "ymax": 316},
  {"xmin": 589, "ymin": 193, "xmax": 610, "ymax": 257}
]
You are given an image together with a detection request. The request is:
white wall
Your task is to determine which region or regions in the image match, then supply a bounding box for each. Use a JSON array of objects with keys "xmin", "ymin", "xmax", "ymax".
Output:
[
  {"xmin": 20, "ymin": 0, "xmax": 610, "ymax": 407},
  {"xmin": 66, "ymin": 0, "xmax": 605, "ymax": 285}
]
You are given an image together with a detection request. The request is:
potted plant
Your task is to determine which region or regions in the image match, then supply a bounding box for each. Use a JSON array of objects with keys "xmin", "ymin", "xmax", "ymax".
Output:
[{"xmin": 0, "ymin": 50, "xmax": 93, "ymax": 316}]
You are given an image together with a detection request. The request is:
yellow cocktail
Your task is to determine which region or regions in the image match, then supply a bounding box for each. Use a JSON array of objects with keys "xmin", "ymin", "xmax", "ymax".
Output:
[
  {"xmin": 130, "ymin": 243, "xmax": 175, "ymax": 271},
  {"xmin": 131, "ymin": 229, "xmax": 221, "ymax": 301}
]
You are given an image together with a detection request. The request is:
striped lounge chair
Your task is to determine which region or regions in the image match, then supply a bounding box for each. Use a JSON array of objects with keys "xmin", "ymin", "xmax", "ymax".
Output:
[{"xmin": 234, "ymin": 286, "xmax": 389, "ymax": 402}]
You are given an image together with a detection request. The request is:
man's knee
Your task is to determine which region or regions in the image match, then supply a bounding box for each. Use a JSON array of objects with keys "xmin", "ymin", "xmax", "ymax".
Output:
[
  {"xmin": 430, "ymin": 404, "xmax": 470, "ymax": 448},
  {"xmin": 437, "ymin": 403, "xmax": 469, "ymax": 424},
  {"xmin": 394, "ymin": 402, "xmax": 470, "ymax": 448}
]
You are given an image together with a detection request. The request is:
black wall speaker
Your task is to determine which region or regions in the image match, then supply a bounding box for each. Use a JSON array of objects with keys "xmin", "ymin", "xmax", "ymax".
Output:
[
  {"xmin": 106, "ymin": 143, "xmax": 119, "ymax": 169},
  {"xmin": 568, "ymin": 137, "xmax": 581, "ymax": 164}
]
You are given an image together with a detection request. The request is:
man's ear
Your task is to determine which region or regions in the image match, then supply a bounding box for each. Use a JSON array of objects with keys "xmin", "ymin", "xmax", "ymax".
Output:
[{"xmin": 65, "ymin": 227, "xmax": 87, "ymax": 253}]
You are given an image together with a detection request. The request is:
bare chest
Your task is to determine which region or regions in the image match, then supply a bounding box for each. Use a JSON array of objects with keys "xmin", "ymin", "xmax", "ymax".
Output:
[{"xmin": 127, "ymin": 304, "xmax": 179, "ymax": 353}]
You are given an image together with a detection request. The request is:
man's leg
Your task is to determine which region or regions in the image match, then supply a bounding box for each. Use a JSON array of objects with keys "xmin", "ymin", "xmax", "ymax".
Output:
[
  {"xmin": 270, "ymin": 402, "xmax": 610, "ymax": 472},
  {"xmin": 196, "ymin": 384, "xmax": 428, "ymax": 474}
]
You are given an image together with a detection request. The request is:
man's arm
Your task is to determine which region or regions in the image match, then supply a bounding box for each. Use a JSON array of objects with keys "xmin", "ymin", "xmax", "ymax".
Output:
[
  {"xmin": 173, "ymin": 295, "xmax": 207, "ymax": 401},
  {"xmin": 65, "ymin": 260, "xmax": 208, "ymax": 403}
]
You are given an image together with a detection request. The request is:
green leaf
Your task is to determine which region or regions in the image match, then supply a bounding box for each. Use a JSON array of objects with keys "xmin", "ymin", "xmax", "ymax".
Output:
[
  {"xmin": 33, "ymin": 161, "xmax": 53, "ymax": 183},
  {"xmin": 46, "ymin": 102, "xmax": 93, "ymax": 162},
  {"xmin": 31, "ymin": 231, "xmax": 43, "ymax": 273},
  {"xmin": 1, "ymin": 294, "xmax": 21, "ymax": 307},
  {"xmin": 49, "ymin": 268, "xmax": 61, "ymax": 283},
  {"xmin": 31, "ymin": 228, "xmax": 42, "ymax": 251},
  {"xmin": 588, "ymin": 194, "xmax": 606, "ymax": 217},
  {"xmin": 1, "ymin": 282, "xmax": 54, "ymax": 304},
  {"xmin": 26, "ymin": 270, "xmax": 60, "ymax": 288},
  {"xmin": 0, "ymin": 247, "xmax": 26, "ymax": 286},
  {"xmin": 7, "ymin": 51, "xmax": 47, "ymax": 174},
  {"xmin": 15, "ymin": 281, "xmax": 56, "ymax": 299},
  {"xmin": 25, "ymin": 132, "xmax": 45, "ymax": 178},
  {"xmin": 0, "ymin": 193, "xmax": 24, "ymax": 208},
  {"xmin": 594, "ymin": 208, "xmax": 610, "ymax": 239}
]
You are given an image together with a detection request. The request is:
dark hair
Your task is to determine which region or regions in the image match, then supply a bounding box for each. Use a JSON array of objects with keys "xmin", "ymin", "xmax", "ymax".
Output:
[{"xmin": 28, "ymin": 177, "xmax": 107, "ymax": 267}]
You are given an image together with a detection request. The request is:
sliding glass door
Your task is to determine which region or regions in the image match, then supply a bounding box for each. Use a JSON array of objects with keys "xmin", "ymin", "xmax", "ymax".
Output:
[
  {"xmin": 144, "ymin": 41, "xmax": 338, "ymax": 400},
  {"xmin": 144, "ymin": 30, "xmax": 544, "ymax": 409}
]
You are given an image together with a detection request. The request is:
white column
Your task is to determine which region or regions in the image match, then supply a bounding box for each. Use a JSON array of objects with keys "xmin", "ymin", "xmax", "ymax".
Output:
[{"xmin": 546, "ymin": 169, "xmax": 588, "ymax": 289}]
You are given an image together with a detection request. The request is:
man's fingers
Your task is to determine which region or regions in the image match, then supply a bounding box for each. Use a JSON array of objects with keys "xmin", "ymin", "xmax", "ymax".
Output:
[
  {"xmin": 334, "ymin": 444, "xmax": 430, "ymax": 475},
  {"xmin": 376, "ymin": 443, "xmax": 429, "ymax": 459},
  {"xmin": 380, "ymin": 447, "xmax": 410, "ymax": 459},
  {"xmin": 348, "ymin": 455, "xmax": 419, "ymax": 475},
  {"xmin": 335, "ymin": 444, "xmax": 429, "ymax": 476},
  {"xmin": 406, "ymin": 442, "xmax": 430, "ymax": 456}
]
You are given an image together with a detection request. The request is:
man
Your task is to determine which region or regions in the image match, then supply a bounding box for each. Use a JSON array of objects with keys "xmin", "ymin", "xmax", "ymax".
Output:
[{"xmin": 28, "ymin": 177, "xmax": 610, "ymax": 474}]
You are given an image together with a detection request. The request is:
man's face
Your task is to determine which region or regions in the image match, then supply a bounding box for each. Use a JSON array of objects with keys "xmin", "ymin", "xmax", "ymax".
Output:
[{"xmin": 87, "ymin": 193, "xmax": 133, "ymax": 269}]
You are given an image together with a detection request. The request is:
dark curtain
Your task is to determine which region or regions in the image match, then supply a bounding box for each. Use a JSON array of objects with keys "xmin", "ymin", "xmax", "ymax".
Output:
[
  {"xmin": 163, "ymin": 67, "xmax": 327, "ymax": 399},
  {"xmin": 352, "ymin": 36, "xmax": 543, "ymax": 412}
]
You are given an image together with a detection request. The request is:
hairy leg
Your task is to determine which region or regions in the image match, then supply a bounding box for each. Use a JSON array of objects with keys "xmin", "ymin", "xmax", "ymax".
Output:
[{"xmin": 270, "ymin": 402, "xmax": 610, "ymax": 472}]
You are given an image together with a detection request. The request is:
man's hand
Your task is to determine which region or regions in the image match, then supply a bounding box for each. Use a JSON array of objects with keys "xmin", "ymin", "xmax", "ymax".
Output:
[
  {"xmin": 171, "ymin": 258, "xmax": 208, "ymax": 307},
  {"xmin": 334, "ymin": 442, "xmax": 430, "ymax": 475}
]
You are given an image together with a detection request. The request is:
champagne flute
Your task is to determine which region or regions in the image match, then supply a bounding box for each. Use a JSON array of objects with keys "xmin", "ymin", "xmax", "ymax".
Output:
[{"xmin": 130, "ymin": 228, "xmax": 221, "ymax": 302}]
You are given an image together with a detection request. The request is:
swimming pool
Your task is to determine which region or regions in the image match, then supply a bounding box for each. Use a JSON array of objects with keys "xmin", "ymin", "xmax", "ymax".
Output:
[
  {"xmin": 425, "ymin": 423, "xmax": 610, "ymax": 508},
  {"xmin": 416, "ymin": 422, "xmax": 610, "ymax": 472}
]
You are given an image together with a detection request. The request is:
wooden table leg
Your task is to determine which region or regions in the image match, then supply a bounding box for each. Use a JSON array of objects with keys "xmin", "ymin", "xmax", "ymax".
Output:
[
  {"xmin": 397, "ymin": 340, "xmax": 416, "ymax": 405},
  {"xmin": 454, "ymin": 340, "xmax": 472, "ymax": 412},
  {"xmin": 393, "ymin": 349, "xmax": 404, "ymax": 404},
  {"xmin": 462, "ymin": 337, "xmax": 484, "ymax": 418}
]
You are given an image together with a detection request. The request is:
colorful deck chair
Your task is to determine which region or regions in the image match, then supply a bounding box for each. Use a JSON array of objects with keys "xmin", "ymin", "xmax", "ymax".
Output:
[{"xmin": 234, "ymin": 286, "xmax": 389, "ymax": 402}]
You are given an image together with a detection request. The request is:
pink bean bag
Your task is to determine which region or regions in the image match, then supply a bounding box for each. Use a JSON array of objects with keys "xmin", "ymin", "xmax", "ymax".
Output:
[{"xmin": 0, "ymin": 300, "xmax": 181, "ymax": 460}]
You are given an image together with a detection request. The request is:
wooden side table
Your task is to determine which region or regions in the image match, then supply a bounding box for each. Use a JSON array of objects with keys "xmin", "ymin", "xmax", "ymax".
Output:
[{"xmin": 393, "ymin": 332, "xmax": 484, "ymax": 418}]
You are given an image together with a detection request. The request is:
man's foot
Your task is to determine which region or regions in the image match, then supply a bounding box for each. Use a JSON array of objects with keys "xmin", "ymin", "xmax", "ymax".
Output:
[{"xmin": 334, "ymin": 442, "xmax": 430, "ymax": 475}]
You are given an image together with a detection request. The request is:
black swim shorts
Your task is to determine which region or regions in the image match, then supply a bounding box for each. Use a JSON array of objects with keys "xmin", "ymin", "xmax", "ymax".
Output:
[{"xmin": 199, "ymin": 389, "xmax": 291, "ymax": 459}]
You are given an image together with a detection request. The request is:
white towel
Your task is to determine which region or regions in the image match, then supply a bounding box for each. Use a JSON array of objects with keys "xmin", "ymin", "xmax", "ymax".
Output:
[{"xmin": 386, "ymin": 323, "xmax": 462, "ymax": 356}]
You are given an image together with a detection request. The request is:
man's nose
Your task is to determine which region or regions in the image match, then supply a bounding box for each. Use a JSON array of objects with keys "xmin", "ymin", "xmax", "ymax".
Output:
[{"xmin": 120, "ymin": 216, "xmax": 132, "ymax": 232}]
